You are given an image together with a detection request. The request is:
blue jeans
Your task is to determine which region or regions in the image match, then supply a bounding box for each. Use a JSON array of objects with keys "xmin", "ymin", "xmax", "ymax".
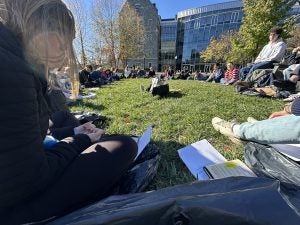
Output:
[
  {"xmin": 238, "ymin": 115, "xmax": 300, "ymax": 144},
  {"xmin": 283, "ymin": 64, "xmax": 300, "ymax": 80},
  {"xmin": 220, "ymin": 78, "xmax": 237, "ymax": 84},
  {"xmin": 239, "ymin": 61, "xmax": 275, "ymax": 81}
]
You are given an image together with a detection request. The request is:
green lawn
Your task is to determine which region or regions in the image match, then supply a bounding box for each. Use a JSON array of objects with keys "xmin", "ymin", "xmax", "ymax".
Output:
[{"xmin": 70, "ymin": 79, "xmax": 285, "ymax": 189}]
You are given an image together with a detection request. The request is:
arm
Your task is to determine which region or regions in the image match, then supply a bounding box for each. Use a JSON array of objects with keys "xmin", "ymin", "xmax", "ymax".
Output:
[
  {"xmin": 254, "ymin": 45, "xmax": 267, "ymax": 63},
  {"xmin": 263, "ymin": 42, "xmax": 287, "ymax": 62},
  {"xmin": 268, "ymin": 97, "xmax": 300, "ymax": 118},
  {"xmin": 49, "ymin": 126, "xmax": 75, "ymax": 140},
  {"xmin": 0, "ymin": 71, "xmax": 92, "ymax": 182},
  {"xmin": 224, "ymin": 70, "xmax": 229, "ymax": 81}
]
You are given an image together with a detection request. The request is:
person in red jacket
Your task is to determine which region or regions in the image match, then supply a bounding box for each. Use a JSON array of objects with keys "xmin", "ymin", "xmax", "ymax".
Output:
[
  {"xmin": 0, "ymin": 1, "xmax": 137, "ymax": 224},
  {"xmin": 220, "ymin": 62, "xmax": 239, "ymax": 85}
]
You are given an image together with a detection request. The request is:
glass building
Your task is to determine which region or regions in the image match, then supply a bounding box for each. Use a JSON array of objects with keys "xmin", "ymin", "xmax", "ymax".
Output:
[
  {"xmin": 175, "ymin": 0, "xmax": 243, "ymax": 72},
  {"xmin": 159, "ymin": 19, "xmax": 177, "ymax": 72},
  {"xmin": 160, "ymin": 0, "xmax": 300, "ymax": 72}
]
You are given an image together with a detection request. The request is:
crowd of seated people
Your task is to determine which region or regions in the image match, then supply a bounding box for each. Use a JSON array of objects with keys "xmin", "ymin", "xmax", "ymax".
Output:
[{"xmin": 79, "ymin": 65, "xmax": 121, "ymax": 87}]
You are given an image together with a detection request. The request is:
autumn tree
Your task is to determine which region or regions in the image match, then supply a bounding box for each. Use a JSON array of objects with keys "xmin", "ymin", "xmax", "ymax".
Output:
[
  {"xmin": 229, "ymin": 0, "xmax": 300, "ymax": 64},
  {"xmin": 119, "ymin": 2, "xmax": 145, "ymax": 67},
  {"xmin": 201, "ymin": 31, "xmax": 236, "ymax": 63}
]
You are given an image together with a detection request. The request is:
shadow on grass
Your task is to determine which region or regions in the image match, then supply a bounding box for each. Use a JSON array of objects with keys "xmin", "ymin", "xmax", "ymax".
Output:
[
  {"xmin": 83, "ymin": 101, "xmax": 106, "ymax": 111},
  {"xmin": 156, "ymin": 90, "xmax": 185, "ymax": 99},
  {"xmin": 68, "ymin": 100, "xmax": 105, "ymax": 111},
  {"xmin": 141, "ymin": 139, "xmax": 194, "ymax": 190}
]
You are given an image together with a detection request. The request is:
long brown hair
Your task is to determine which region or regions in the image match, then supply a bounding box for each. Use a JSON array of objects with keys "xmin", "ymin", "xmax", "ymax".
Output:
[{"xmin": 0, "ymin": 0, "xmax": 79, "ymax": 97}]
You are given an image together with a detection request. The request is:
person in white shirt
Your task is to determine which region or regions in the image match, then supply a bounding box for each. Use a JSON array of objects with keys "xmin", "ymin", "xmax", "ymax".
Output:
[{"xmin": 239, "ymin": 27, "xmax": 287, "ymax": 81}]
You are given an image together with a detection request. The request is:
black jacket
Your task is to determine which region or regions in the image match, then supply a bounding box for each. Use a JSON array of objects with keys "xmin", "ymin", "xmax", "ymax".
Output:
[
  {"xmin": 0, "ymin": 25, "xmax": 91, "ymax": 212},
  {"xmin": 283, "ymin": 51, "xmax": 300, "ymax": 66}
]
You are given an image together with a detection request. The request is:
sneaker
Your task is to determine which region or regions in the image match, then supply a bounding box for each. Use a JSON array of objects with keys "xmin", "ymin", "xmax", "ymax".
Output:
[
  {"xmin": 212, "ymin": 117, "xmax": 241, "ymax": 144},
  {"xmin": 247, "ymin": 117, "xmax": 258, "ymax": 123},
  {"xmin": 283, "ymin": 93, "xmax": 300, "ymax": 102}
]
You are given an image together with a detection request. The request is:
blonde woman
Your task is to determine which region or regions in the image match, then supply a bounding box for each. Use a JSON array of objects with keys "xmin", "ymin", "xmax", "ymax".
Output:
[{"xmin": 0, "ymin": 0, "xmax": 137, "ymax": 224}]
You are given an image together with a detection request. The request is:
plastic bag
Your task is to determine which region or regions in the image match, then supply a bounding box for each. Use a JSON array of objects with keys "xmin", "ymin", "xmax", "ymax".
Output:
[
  {"xmin": 244, "ymin": 142, "xmax": 300, "ymax": 186},
  {"xmin": 48, "ymin": 177, "xmax": 300, "ymax": 225},
  {"xmin": 116, "ymin": 143, "xmax": 160, "ymax": 194}
]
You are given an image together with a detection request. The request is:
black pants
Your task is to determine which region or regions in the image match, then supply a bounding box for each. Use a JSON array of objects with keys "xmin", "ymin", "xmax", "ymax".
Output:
[{"xmin": 2, "ymin": 114, "xmax": 137, "ymax": 224}]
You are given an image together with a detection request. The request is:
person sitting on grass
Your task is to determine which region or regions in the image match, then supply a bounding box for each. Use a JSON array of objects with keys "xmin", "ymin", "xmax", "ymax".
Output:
[
  {"xmin": 193, "ymin": 70, "xmax": 208, "ymax": 81},
  {"xmin": 220, "ymin": 62, "xmax": 239, "ymax": 85},
  {"xmin": 273, "ymin": 63, "xmax": 300, "ymax": 92},
  {"xmin": 239, "ymin": 27, "xmax": 287, "ymax": 81},
  {"xmin": 79, "ymin": 64, "xmax": 92, "ymax": 86},
  {"xmin": 212, "ymin": 97, "xmax": 300, "ymax": 144},
  {"xmin": 0, "ymin": 1, "xmax": 137, "ymax": 224},
  {"xmin": 206, "ymin": 63, "xmax": 224, "ymax": 83}
]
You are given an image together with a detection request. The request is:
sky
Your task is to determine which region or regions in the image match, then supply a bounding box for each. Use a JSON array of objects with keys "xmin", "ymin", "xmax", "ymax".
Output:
[{"xmin": 150, "ymin": 0, "xmax": 232, "ymax": 19}]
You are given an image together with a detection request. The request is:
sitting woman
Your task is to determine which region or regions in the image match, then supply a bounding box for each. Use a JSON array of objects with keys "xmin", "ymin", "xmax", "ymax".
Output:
[
  {"xmin": 212, "ymin": 97, "xmax": 300, "ymax": 144},
  {"xmin": 206, "ymin": 63, "xmax": 224, "ymax": 83},
  {"xmin": 193, "ymin": 70, "xmax": 208, "ymax": 81},
  {"xmin": 220, "ymin": 62, "xmax": 239, "ymax": 85},
  {"xmin": 0, "ymin": 1, "xmax": 137, "ymax": 224}
]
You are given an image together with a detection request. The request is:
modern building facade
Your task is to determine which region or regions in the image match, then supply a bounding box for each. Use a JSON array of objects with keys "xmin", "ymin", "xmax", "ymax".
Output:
[
  {"xmin": 175, "ymin": 0, "xmax": 243, "ymax": 72},
  {"xmin": 122, "ymin": 0, "xmax": 300, "ymax": 72},
  {"xmin": 121, "ymin": 0, "xmax": 160, "ymax": 71},
  {"xmin": 162, "ymin": 1, "xmax": 300, "ymax": 72},
  {"xmin": 159, "ymin": 19, "xmax": 177, "ymax": 72}
]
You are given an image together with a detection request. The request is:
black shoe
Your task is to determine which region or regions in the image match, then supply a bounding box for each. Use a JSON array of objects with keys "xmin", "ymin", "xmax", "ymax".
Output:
[{"xmin": 273, "ymin": 80, "xmax": 296, "ymax": 92}]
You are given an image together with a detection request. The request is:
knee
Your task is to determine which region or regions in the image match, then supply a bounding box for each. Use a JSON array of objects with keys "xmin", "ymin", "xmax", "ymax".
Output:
[{"xmin": 115, "ymin": 135, "xmax": 138, "ymax": 161}]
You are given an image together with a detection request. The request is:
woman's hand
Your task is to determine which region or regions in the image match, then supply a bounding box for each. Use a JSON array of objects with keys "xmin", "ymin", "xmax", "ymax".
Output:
[
  {"xmin": 74, "ymin": 122, "xmax": 97, "ymax": 135},
  {"xmin": 269, "ymin": 110, "xmax": 289, "ymax": 119},
  {"xmin": 86, "ymin": 128, "xmax": 105, "ymax": 143},
  {"xmin": 74, "ymin": 122, "xmax": 105, "ymax": 143}
]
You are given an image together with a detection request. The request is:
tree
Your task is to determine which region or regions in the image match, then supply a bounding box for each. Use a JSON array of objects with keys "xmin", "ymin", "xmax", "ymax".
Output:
[
  {"xmin": 65, "ymin": 0, "xmax": 90, "ymax": 67},
  {"xmin": 119, "ymin": 2, "xmax": 145, "ymax": 67},
  {"xmin": 286, "ymin": 25, "xmax": 300, "ymax": 48},
  {"xmin": 230, "ymin": 0, "xmax": 300, "ymax": 64},
  {"xmin": 201, "ymin": 31, "xmax": 236, "ymax": 63},
  {"xmin": 92, "ymin": 0, "xmax": 122, "ymax": 68}
]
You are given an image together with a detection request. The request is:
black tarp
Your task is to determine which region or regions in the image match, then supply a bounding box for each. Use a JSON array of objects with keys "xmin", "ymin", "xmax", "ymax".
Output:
[{"xmin": 49, "ymin": 177, "xmax": 300, "ymax": 225}]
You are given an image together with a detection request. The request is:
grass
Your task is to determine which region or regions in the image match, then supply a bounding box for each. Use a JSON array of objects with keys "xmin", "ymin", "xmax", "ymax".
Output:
[{"xmin": 70, "ymin": 79, "xmax": 285, "ymax": 189}]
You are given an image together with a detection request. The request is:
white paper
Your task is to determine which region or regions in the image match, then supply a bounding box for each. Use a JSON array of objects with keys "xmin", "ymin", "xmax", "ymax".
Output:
[
  {"xmin": 178, "ymin": 139, "xmax": 227, "ymax": 180},
  {"xmin": 134, "ymin": 125, "xmax": 152, "ymax": 160},
  {"xmin": 270, "ymin": 144, "xmax": 300, "ymax": 161}
]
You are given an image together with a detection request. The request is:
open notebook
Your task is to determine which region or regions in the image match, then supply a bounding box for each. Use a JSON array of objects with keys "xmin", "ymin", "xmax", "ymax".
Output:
[{"xmin": 178, "ymin": 139, "xmax": 227, "ymax": 180}]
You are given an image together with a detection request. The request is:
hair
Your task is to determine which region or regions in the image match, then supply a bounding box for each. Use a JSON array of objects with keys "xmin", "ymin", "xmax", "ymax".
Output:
[
  {"xmin": 85, "ymin": 64, "xmax": 93, "ymax": 71},
  {"xmin": 269, "ymin": 27, "xmax": 283, "ymax": 37},
  {"xmin": 0, "ymin": 0, "xmax": 79, "ymax": 98},
  {"xmin": 226, "ymin": 62, "xmax": 234, "ymax": 67}
]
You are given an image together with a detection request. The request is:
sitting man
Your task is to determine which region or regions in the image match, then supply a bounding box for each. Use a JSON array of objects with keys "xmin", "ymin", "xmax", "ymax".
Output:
[
  {"xmin": 212, "ymin": 97, "xmax": 300, "ymax": 144},
  {"xmin": 272, "ymin": 45, "xmax": 300, "ymax": 91},
  {"xmin": 147, "ymin": 66, "xmax": 156, "ymax": 78},
  {"xmin": 79, "ymin": 64, "xmax": 92, "ymax": 86},
  {"xmin": 220, "ymin": 62, "xmax": 239, "ymax": 85},
  {"xmin": 239, "ymin": 27, "xmax": 287, "ymax": 81},
  {"xmin": 273, "ymin": 64, "xmax": 300, "ymax": 91},
  {"xmin": 206, "ymin": 63, "xmax": 224, "ymax": 83}
]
